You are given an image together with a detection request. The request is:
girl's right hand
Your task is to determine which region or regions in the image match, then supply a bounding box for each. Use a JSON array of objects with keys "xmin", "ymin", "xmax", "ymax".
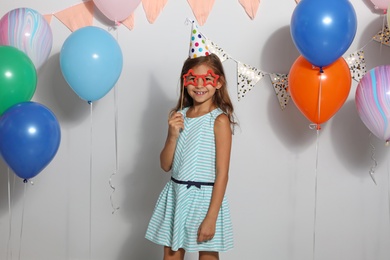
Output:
[{"xmin": 167, "ymin": 112, "xmax": 184, "ymax": 139}]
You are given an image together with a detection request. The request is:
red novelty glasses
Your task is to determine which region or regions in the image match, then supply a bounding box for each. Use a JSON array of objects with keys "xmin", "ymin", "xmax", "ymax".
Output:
[{"xmin": 183, "ymin": 69, "xmax": 220, "ymax": 87}]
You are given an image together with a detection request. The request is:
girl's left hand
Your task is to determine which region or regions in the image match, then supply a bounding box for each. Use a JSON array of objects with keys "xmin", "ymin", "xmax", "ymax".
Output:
[{"xmin": 197, "ymin": 217, "xmax": 216, "ymax": 242}]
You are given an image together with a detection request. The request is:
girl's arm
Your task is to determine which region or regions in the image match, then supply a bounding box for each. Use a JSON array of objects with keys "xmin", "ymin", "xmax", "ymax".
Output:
[
  {"xmin": 160, "ymin": 112, "xmax": 184, "ymax": 172},
  {"xmin": 197, "ymin": 113, "xmax": 232, "ymax": 242}
]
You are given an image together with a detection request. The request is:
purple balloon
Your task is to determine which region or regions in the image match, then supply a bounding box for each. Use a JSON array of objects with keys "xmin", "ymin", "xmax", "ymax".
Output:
[
  {"xmin": 0, "ymin": 8, "xmax": 53, "ymax": 69},
  {"xmin": 356, "ymin": 66, "xmax": 390, "ymax": 142}
]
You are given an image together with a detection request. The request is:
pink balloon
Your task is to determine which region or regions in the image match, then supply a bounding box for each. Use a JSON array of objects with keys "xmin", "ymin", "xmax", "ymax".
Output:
[
  {"xmin": 93, "ymin": 0, "xmax": 141, "ymax": 22},
  {"xmin": 355, "ymin": 66, "xmax": 390, "ymax": 142},
  {"xmin": 370, "ymin": 0, "xmax": 390, "ymax": 10}
]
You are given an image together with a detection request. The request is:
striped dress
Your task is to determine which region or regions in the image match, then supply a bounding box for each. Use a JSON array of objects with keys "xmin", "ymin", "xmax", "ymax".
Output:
[{"xmin": 145, "ymin": 107, "xmax": 233, "ymax": 252}]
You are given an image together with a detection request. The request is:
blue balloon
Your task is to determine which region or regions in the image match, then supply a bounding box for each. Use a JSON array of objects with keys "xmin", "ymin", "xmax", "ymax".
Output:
[
  {"xmin": 60, "ymin": 26, "xmax": 123, "ymax": 102},
  {"xmin": 0, "ymin": 102, "xmax": 61, "ymax": 181},
  {"xmin": 290, "ymin": 0, "xmax": 357, "ymax": 68}
]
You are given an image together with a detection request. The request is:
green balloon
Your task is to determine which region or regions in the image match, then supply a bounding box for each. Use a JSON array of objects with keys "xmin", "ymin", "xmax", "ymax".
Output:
[{"xmin": 0, "ymin": 46, "xmax": 37, "ymax": 115}]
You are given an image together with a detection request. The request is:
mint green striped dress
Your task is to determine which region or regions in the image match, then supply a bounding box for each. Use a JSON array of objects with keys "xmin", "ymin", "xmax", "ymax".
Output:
[{"xmin": 145, "ymin": 107, "xmax": 233, "ymax": 252}]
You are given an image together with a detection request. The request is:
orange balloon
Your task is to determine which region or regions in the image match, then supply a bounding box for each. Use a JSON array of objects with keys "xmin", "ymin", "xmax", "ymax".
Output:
[{"xmin": 288, "ymin": 56, "xmax": 351, "ymax": 129}]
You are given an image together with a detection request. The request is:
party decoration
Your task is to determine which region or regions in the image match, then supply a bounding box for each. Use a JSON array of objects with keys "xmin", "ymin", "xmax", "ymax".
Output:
[
  {"xmin": 270, "ymin": 73, "xmax": 290, "ymax": 110},
  {"xmin": 345, "ymin": 50, "xmax": 367, "ymax": 82},
  {"xmin": 93, "ymin": 0, "xmax": 141, "ymax": 22},
  {"xmin": 121, "ymin": 14, "xmax": 135, "ymax": 30},
  {"xmin": 373, "ymin": 24, "xmax": 390, "ymax": 46},
  {"xmin": 206, "ymin": 39, "xmax": 230, "ymax": 62},
  {"xmin": 189, "ymin": 22, "xmax": 210, "ymax": 58},
  {"xmin": 60, "ymin": 26, "xmax": 123, "ymax": 102},
  {"xmin": 0, "ymin": 102, "xmax": 61, "ymax": 181},
  {"xmin": 54, "ymin": 1, "xmax": 94, "ymax": 32},
  {"xmin": 0, "ymin": 8, "xmax": 53, "ymax": 70},
  {"xmin": 370, "ymin": 0, "xmax": 390, "ymax": 10},
  {"xmin": 355, "ymin": 66, "xmax": 390, "ymax": 142},
  {"xmin": 290, "ymin": 0, "xmax": 357, "ymax": 68},
  {"xmin": 142, "ymin": 0, "xmax": 168, "ymax": 24},
  {"xmin": 0, "ymin": 46, "xmax": 37, "ymax": 115},
  {"xmin": 237, "ymin": 62, "xmax": 265, "ymax": 100},
  {"xmin": 188, "ymin": 0, "xmax": 215, "ymax": 26},
  {"xmin": 239, "ymin": 0, "xmax": 260, "ymax": 20},
  {"xmin": 288, "ymin": 56, "xmax": 351, "ymax": 129}
]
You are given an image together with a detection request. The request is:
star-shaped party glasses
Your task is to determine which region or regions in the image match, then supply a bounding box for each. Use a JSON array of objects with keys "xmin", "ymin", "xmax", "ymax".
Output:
[{"xmin": 183, "ymin": 69, "xmax": 220, "ymax": 87}]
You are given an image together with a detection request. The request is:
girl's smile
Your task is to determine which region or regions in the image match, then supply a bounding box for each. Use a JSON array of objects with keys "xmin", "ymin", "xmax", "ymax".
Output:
[{"xmin": 184, "ymin": 64, "xmax": 221, "ymax": 106}]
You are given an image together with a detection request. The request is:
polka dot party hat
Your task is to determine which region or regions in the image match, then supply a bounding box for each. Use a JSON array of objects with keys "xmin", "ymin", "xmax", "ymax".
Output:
[{"xmin": 189, "ymin": 22, "xmax": 210, "ymax": 59}]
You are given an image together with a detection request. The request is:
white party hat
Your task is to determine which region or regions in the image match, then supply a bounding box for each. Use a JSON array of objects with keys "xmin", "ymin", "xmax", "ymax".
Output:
[{"xmin": 188, "ymin": 22, "xmax": 210, "ymax": 58}]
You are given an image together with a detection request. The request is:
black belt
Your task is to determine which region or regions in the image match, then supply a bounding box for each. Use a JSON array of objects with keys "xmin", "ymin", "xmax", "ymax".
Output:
[{"xmin": 171, "ymin": 177, "xmax": 214, "ymax": 189}]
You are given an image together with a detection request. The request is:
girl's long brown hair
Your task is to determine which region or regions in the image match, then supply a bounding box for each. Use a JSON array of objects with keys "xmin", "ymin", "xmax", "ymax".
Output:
[{"xmin": 171, "ymin": 54, "xmax": 237, "ymax": 127}]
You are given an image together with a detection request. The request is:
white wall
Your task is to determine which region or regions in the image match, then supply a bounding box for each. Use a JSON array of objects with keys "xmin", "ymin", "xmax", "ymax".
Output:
[{"xmin": 1, "ymin": 0, "xmax": 390, "ymax": 259}]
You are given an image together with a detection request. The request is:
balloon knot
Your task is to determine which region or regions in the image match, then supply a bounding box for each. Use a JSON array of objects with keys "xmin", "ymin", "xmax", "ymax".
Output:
[
  {"xmin": 88, "ymin": 101, "xmax": 92, "ymax": 105},
  {"xmin": 23, "ymin": 179, "xmax": 28, "ymax": 183},
  {"xmin": 319, "ymin": 67, "xmax": 324, "ymax": 73}
]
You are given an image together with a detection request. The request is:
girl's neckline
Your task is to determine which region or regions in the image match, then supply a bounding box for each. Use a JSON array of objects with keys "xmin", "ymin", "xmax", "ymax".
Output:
[{"xmin": 184, "ymin": 107, "xmax": 218, "ymax": 119}]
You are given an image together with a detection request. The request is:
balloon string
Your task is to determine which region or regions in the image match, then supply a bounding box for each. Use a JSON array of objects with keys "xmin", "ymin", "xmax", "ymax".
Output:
[
  {"xmin": 316, "ymin": 71, "xmax": 323, "ymax": 130},
  {"xmin": 110, "ymin": 80, "xmax": 120, "ymax": 214},
  {"xmin": 7, "ymin": 168, "xmax": 13, "ymax": 260},
  {"xmin": 89, "ymin": 101, "xmax": 93, "ymax": 260},
  {"xmin": 386, "ymin": 155, "xmax": 390, "ymax": 256},
  {"xmin": 368, "ymin": 133, "xmax": 378, "ymax": 185},
  {"xmin": 380, "ymin": 14, "xmax": 386, "ymax": 54},
  {"xmin": 312, "ymin": 129, "xmax": 320, "ymax": 260},
  {"xmin": 18, "ymin": 181, "xmax": 28, "ymax": 260}
]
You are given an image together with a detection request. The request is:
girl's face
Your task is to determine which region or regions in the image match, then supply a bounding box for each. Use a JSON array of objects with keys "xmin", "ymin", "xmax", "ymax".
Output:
[{"xmin": 183, "ymin": 64, "xmax": 221, "ymax": 106}]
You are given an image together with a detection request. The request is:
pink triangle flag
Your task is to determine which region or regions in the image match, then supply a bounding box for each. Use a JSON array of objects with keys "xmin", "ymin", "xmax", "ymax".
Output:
[
  {"xmin": 239, "ymin": 0, "xmax": 260, "ymax": 20},
  {"xmin": 54, "ymin": 1, "xmax": 94, "ymax": 32},
  {"xmin": 142, "ymin": 0, "xmax": 168, "ymax": 24},
  {"xmin": 187, "ymin": 0, "xmax": 215, "ymax": 26},
  {"xmin": 43, "ymin": 14, "xmax": 53, "ymax": 24},
  {"xmin": 121, "ymin": 14, "xmax": 135, "ymax": 30}
]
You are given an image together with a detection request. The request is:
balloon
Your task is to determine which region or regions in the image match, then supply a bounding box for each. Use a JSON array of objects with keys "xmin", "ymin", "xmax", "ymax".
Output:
[
  {"xmin": 0, "ymin": 46, "xmax": 37, "ymax": 115},
  {"xmin": 93, "ymin": 0, "xmax": 141, "ymax": 22},
  {"xmin": 288, "ymin": 56, "xmax": 352, "ymax": 129},
  {"xmin": 370, "ymin": 0, "xmax": 390, "ymax": 10},
  {"xmin": 355, "ymin": 66, "xmax": 390, "ymax": 142},
  {"xmin": 0, "ymin": 8, "xmax": 53, "ymax": 70},
  {"xmin": 60, "ymin": 26, "xmax": 123, "ymax": 102},
  {"xmin": 290, "ymin": 0, "xmax": 357, "ymax": 68},
  {"xmin": 0, "ymin": 102, "xmax": 61, "ymax": 181}
]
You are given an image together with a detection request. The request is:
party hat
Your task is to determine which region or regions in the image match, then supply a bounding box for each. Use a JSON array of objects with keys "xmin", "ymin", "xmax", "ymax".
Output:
[{"xmin": 189, "ymin": 22, "xmax": 210, "ymax": 58}]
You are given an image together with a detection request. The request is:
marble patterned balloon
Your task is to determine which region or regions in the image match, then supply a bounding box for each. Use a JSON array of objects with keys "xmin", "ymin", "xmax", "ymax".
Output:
[
  {"xmin": 355, "ymin": 66, "xmax": 390, "ymax": 142},
  {"xmin": 0, "ymin": 8, "xmax": 52, "ymax": 70}
]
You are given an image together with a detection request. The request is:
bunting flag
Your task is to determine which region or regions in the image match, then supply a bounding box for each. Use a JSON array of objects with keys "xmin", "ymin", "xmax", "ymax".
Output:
[
  {"xmin": 121, "ymin": 14, "xmax": 135, "ymax": 30},
  {"xmin": 270, "ymin": 73, "xmax": 290, "ymax": 110},
  {"xmin": 187, "ymin": 0, "xmax": 215, "ymax": 26},
  {"xmin": 142, "ymin": 0, "xmax": 168, "ymax": 24},
  {"xmin": 237, "ymin": 62, "xmax": 266, "ymax": 100},
  {"xmin": 239, "ymin": 0, "xmax": 260, "ymax": 20},
  {"xmin": 43, "ymin": 14, "xmax": 53, "ymax": 24},
  {"xmin": 344, "ymin": 50, "xmax": 367, "ymax": 82},
  {"xmin": 373, "ymin": 24, "xmax": 390, "ymax": 46},
  {"xmin": 206, "ymin": 39, "xmax": 230, "ymax": 62},
  {"xmin": 54, "ymin": 1, "xmax": 94, "ymax": 32}
]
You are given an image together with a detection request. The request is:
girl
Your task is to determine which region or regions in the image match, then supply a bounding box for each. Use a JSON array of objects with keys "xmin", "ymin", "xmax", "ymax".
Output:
[{"xmin": 145, "ymin": 53, "xmax": 236, "ymax": 260}]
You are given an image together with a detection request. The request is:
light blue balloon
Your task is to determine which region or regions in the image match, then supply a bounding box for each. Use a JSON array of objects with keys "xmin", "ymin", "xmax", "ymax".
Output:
[
  {"xmin": 290, "ymin": 0, "xmax": 357, "ymax": 68},
  {"xmin": 60, "ymin": 26, "xmax": 123, "ymax": 102}
]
